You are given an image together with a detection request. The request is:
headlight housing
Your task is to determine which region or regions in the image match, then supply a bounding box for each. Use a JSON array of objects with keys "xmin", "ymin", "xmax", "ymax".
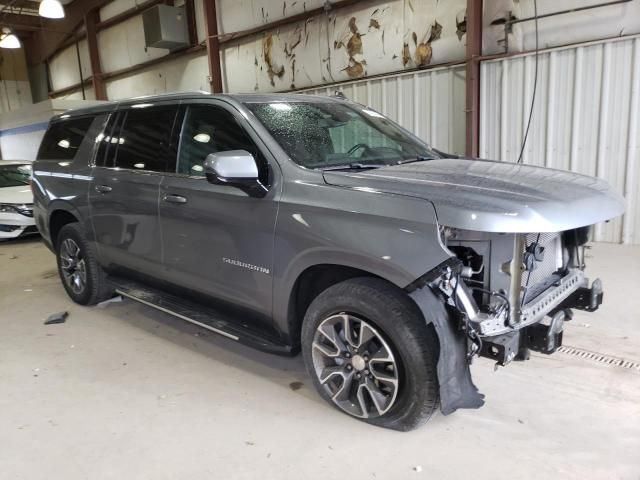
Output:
[{"xmin": 0, "ymin": 204, "xmax": 33, "ymax": 217}]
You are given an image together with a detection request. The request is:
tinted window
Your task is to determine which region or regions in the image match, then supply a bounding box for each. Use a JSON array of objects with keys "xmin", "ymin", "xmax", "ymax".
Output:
[
  {"xmin": 113, "ymin": 106, "xmax": 178, "ymax": 172},
  {"xmin": 0, "ymin": 163, "xmax": 31, "ymax": 188},
  {"xmin": 37, "ymin": 116, "xmax": 95, "ymax": 161},
  {"xmin": 176, "ymin": 105, "xmax": 264, "ymax": 180},
  {"xmin": 95, "ymin": 112, "xmax": 123, "ymax": 168}
]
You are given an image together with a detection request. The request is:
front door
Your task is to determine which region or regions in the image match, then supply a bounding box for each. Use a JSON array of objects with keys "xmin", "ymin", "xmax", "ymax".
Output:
[
  {"xmin": 89, "ymin": 104, "xmax": 179, "ymax": 278},
  {"xmin": 158, "ymin": 102, "xmax": 281, "ymax": 319}
]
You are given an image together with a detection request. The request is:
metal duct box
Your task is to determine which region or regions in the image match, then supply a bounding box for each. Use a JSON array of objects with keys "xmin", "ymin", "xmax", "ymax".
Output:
[{"xmin": 142, "ymin": 4, "xmax": 189, "ymax": 50}]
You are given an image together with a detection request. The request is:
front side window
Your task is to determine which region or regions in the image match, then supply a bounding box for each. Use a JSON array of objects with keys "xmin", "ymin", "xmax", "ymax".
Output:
[
  {"xmin": 246, "ymin": 101, "xmax": 437, "ymax": 169},
  {"xmin": 0, "ymin": 163, "xmax": 31, "ymax": 188},
  {"xmin": 37, "ymin": 116, "xmax": 95, "ymax": 161},
  {"xmin": 176, "ymin": 105, "xmax": 265, "ymax": 180},
  {"xmin": 112, "ymin": 106, "xmax": 178, "ymax": 172}
]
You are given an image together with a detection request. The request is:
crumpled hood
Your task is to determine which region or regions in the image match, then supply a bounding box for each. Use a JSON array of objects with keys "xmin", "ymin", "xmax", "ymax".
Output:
[
  {"xmin": 0, "ymin": 185, "xmax": 32, "ymax": 205},
  {"xmin": 323, "ymin": 158, "xmax": 625, "ymax": 232}
]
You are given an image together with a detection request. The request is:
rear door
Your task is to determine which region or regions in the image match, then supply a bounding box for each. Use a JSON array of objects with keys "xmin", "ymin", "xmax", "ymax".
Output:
[
  {"xmin": 158, "ymin": 101, "xmax": 281, "ymax": 318},
  {"xmin": 89, "ymin": 103, "xmax": 179, "ymax": 278}
]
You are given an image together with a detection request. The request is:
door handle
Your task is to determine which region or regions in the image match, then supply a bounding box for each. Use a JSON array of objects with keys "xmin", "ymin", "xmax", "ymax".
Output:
[
  {"xmin": 163, "ymin": 194, "xmax": 188, "ymax": 204},
  {"xmin": 95, "ymin": 185, "xmax": 112, "ymax": 193}
]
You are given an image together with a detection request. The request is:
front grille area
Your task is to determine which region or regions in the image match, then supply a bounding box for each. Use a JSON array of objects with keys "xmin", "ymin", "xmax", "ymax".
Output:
[
  {"xmin": 522, "ymin": 232, "xmax": 564, "ymax": 304},
  {"xmin": 21, "ymin": 226, "xmax": 39, "ymax": 235}
]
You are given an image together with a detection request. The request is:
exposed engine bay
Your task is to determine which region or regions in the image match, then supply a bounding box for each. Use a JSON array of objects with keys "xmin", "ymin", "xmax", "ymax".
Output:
[{"xmin": 426, "ymin": 225, "xmax": 603, "ymax": 366}]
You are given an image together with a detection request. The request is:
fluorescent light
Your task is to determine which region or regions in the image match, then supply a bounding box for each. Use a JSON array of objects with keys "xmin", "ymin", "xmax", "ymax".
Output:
[
  {"xmin": 193, "ymin": 133, "xmax": 210, "ymax": 143},
  {"xmin": 39, "ymin": 0, "xmax": 65, "ymax": 19},
  {"xmin": 57, "ymin": 139, "xmax": 70, "ymax": 149},
  {"xmin": 0, "ymin": 31, "xmax": 20, "ymax": 49}
]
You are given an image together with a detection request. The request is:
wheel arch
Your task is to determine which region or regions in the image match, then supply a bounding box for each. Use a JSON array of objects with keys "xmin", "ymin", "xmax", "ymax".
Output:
[
  {"xmin": 283, "ymin": 262, "xmax": 414, "ymax": 349},
  {"xmin": 48, "ymin": 201, "xmax": 82, "ymax": 248}
]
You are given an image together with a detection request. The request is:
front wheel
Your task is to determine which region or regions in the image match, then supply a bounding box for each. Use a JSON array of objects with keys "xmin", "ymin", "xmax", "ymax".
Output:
[{"xmin": 301, "ymin": 277, "xmax": 440, "ymax": 431}]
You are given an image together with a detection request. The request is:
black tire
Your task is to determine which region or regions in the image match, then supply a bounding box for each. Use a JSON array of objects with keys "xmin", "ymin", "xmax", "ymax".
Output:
[
  {"xmin": 55, "ymin": 223, "xmax": 113, "ymax": 305},
  {"xmin": 301, "ymin": 277, "xmax": 440, "ymax": 431}
]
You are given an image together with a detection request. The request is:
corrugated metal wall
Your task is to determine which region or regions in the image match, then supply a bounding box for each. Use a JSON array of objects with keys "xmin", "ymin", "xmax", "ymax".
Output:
[
  {"xmin": 480, "ymin": 35, "xmax": 640, "ymax": 244},
  {"xmin": 300, "ymin": 64, "xmax": 467, "ymax": 155}
]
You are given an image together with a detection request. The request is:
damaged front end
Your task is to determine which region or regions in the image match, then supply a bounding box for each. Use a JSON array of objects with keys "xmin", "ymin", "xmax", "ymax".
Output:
[{"xmin": 408, "ymin": 225, "xmax": 603, "ymax": 415}]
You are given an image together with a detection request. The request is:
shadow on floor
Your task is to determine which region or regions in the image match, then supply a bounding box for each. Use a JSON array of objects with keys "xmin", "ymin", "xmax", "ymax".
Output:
[{"xmin": 97, "ymin": 296, "xmax": 318, "ymax": 401}]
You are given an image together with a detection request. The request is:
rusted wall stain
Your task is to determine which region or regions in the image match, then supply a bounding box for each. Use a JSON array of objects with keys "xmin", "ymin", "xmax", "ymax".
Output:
[
  {"xmin": 334, "ymin": 16, "xmax": 366, "ymax": 78},
  {"xmin": 263, "ymin": 34, "xmax": 285, "ymax": 86},
  {"xmin": 414, "ymin": 43, "xmax": 432, "ymax": 66},
  {"xmin": 284, "ymin": 26, "xmax": 304, "ymax": 88},
  {"xmin": 222, "ymin": 0, "xmax": 468, "ymax": 93},
  {"xmin": 402, "ymin": 43, "xmax": 411, "ymax": 66},
  {"xmin": 405, "ymin": 20, "xmax": 443, "ymax": 68},
  {"xmin": 456, "ymin": 9, "xmax": 466, "ymax": 40}
]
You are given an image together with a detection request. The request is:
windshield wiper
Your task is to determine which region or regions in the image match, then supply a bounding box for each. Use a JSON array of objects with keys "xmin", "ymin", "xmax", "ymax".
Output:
[
  {"xmin": 320, "ymin": 163, "xmax": 385, "ymax": 172},
  {"xmin": 397, "ymin": 154, "xmax": 438, "ymax": 165}
]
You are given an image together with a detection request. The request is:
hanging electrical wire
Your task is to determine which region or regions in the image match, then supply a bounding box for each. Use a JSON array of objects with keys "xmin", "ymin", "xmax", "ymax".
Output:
[{"xmin": 516, "ymin": 0, "xmax": 540, "ymax": 164}]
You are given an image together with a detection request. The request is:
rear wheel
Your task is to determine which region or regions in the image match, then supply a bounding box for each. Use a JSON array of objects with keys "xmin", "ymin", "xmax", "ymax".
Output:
[
  {"xmin": 301, "ymin": 277, "xmax": 440, "ymax": 431},
  {"xmin": 56, "ymin": 223, "xmax": 113, "ymax": 305}
]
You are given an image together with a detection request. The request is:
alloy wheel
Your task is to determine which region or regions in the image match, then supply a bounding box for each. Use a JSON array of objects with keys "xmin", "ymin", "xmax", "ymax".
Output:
[
  {"xmin": 59, "ymin": 238, "xmax": 87, "ymax": 295},
  {"xmin": 311, "ymin": 313, "xmax": 400, "ymax": 418}
]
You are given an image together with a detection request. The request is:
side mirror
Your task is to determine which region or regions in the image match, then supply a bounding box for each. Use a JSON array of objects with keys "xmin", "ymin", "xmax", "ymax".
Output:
[{"xmin": 203, "ymin": 150, "xmax": 266, "ymax": 195}]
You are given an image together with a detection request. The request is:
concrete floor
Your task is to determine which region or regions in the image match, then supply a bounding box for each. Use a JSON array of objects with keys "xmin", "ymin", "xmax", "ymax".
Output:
[{"xmin": 1, "ymin": 238, "xmax": 639, "ymax": 480}]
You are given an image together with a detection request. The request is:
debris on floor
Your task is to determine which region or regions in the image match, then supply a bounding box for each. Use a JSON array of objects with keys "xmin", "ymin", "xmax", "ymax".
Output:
[
  {"xmin": 289, "ymin": 381, "xmax": 304, "ymax": 391},
  {"xmin": 44, "ymin": 311, "xmax": 68, "ymax": 325},
  {"xmin": 96, "ymin": 296, "xmax": 123, "ymax": 308}
]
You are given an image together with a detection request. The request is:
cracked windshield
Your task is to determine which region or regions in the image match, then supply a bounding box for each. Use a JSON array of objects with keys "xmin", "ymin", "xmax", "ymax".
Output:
[{"xmin": 246, "ymin": 101, "xmax": 438, "ymax": 170}]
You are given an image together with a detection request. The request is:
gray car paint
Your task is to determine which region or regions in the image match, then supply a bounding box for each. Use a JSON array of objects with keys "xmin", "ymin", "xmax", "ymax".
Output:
[
  {"xmin": 323, "ymin": 159, "xmax": 625, "ymax": 233},
  {"xmin": 32, "ymin": 92, "xmax": 624, "ymax": 414},
  {"xmin": 33, "ymin": 91, "xmax": 625, "ymax": 335},
  {"xmin": 158, "ymin": 99, "xmax": 282, "ymax": 320},
  {"xmin": 89, "ymin": 168, "xmax": 166, "ymax": 278}
]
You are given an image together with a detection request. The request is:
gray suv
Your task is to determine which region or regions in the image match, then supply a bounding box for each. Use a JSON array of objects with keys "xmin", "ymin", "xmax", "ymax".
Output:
[{"xmin": 33, "ymin": 92, "xmax": 624, "ymax": 430}]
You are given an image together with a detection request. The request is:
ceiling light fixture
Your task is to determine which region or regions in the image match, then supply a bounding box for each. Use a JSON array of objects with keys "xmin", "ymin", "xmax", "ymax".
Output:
[
  {"xmin": 0, "ymin": 28, "xmax": 21, "ymax": 49},
  {"xmin": 39, "ymin": 0, "xmax": 65, "ymax": 19}
]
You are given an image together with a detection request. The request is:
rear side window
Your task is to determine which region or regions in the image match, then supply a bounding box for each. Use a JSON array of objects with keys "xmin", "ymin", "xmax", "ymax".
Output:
[
  {"xmin": 37, "ymin": 116, "xmax": 95, "ymax": 161},
  {"xmin": 112, "ymin": 106, "xmax": 178, "ymax": 172}
]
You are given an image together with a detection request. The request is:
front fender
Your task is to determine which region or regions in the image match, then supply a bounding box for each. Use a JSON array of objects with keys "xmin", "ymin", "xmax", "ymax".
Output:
[{"xmin": 272, "ymin": 181, "xmax": 450, "ymax": 333}]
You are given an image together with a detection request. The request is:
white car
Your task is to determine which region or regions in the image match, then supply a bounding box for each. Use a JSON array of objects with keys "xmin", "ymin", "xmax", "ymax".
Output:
[{"xmin": 0, "ymin": 161, "xmax": 37, "ymax": 240}]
